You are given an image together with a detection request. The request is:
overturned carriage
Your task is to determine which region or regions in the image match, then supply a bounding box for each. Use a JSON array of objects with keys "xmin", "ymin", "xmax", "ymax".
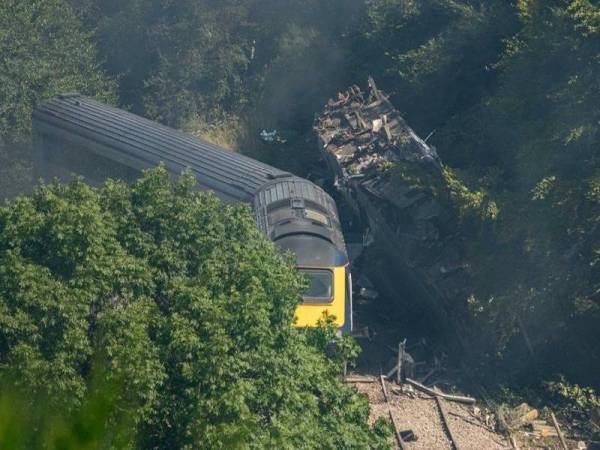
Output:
[{"xmin": 314, "ymin": 78, "xmax": 471, "ymax": 346}]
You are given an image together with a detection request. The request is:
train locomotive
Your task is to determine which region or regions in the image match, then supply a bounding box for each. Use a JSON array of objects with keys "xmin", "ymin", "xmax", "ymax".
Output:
[{"xmin": 32, "ymin": 94, "xmax": 352, "ymax": 334}]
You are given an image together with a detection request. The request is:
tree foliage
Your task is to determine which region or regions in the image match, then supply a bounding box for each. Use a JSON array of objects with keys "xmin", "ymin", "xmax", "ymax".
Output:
[
  {"xmin": 358, "ymin": 0, "xmax": 519, "ymax": 132},
  {"xmin": 0, "ymin": 168, "xmax": 388, "ymax": 449},
  {"xmin": 0, "ymin": 0, "xmax": 116, "ymax": 202},
  {"xmin": 3, "ymin": 0, "xmax": 600, "ymax": 414},
  {"xmin": 68, "ymin": 0, "xmax": 362, "ymax": 130},
  {"xmin": 355, "ymin": 0, "xmax": 600, "ymax": 387},
  {"xmin": 0, "ymin": 0, "xmax": 115, "ymax": 142}
]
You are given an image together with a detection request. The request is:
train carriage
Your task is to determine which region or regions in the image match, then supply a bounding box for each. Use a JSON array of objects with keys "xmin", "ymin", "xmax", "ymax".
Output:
[{"xmin": 32, "ymin": 94, "xmax": 352, "ymax": 333}]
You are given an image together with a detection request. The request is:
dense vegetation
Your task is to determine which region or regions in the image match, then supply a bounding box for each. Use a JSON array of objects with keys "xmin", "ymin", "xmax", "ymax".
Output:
[
  {"xmin": 357, "ymin": 0, "xmax": 600, "ymax": 390},
  {"xmin": 0, "ymin": 168, "xmax": 389, "ymax": 448},
  {"xmin": 0, "ymin": 0, "xmax": 115, "ymax": 197},
  {"xmin": 1, "ymin": 0, "xmax": 600, "ymax": 434}
]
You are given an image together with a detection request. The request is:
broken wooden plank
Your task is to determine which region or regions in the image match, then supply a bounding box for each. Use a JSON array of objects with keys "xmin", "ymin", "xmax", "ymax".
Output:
[
  {"xmin": 405, "ymin": 378, "xmax": 476, "ymax": 405},
  {"xmin": 384, "ymin": 124, "xmax": 392, "ymax": 143},
  {"xmin": 551, "ymin": 412, "xmax": 568, "ymax": 450},
  {"xmin": 514, "ymin": 403, "xmax": 539, "ymax": 424},
  {"xmin": 344, "ymin": 376, "xmax": 377, "ymax": 383},
  {"xmin": 397, "ymin": 340, "xmax": 405, "ymax": 384},
  {"xmin": 355, "ymin": 111, "xmax": 368, "ymax": 130},
  {"xmin": 448, "ymin": 411, "xmax": 495, "ymax": 433},
  {"xmin": 386, "ymin": 365, "xmax": 398, "ymax": 379},
  {"xmin": 380, "ymin": 375, "xmax": 389, "ymax": 401},
  {"xmin": 418, "ymin": 367, "xmax": 437, "ymax": 384},
  {"xmin": 385, "ymin": 339, "xmax": 408, "ymax": 382},
  {"xmin": 531, "ymin": 423, "xmax": 558, "ymax": 437}
]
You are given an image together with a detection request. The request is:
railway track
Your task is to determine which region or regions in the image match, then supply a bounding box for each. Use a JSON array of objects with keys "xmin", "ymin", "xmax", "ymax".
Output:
[
  {"xmin": 433, "ymin": 394, "xmax": 462, "ymax": 450},
  {"xmin": 378, "ymin": 376, "xmax": 461, "ymax": 450},
  {"xmin": 349, "ymin": 375, "xmax": 509, "ymax": 450}
]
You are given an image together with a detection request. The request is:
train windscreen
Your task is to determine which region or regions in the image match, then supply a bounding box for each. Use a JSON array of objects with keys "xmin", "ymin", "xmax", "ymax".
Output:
[{"xmin": 299, "ymin": 269, "xmax": 333, "ymax": 303}]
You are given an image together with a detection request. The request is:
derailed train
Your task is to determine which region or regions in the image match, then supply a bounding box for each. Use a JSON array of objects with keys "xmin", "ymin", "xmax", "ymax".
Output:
[{"xmin": 32, "ymin": 94, "xmax": 352, "ymax": 334}]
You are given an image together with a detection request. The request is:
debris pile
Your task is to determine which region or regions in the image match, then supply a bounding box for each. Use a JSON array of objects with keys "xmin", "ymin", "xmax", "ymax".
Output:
[
  {"xmin": 497, "ymin": 403, "xmax": 590, "ymax": 450},
  {"xmin": 314, "ymin": 77, "xmax": 472, "ymax": 346}
]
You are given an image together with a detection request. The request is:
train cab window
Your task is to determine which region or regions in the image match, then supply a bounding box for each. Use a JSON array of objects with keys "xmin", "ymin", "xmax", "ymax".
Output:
[
  {"xmin": 299, "ymin": 269, "xmax": 333, "ymax": 304},
  {"xmin": 274, "ymin": 235, "xmax": 348, "ymax": 267}
]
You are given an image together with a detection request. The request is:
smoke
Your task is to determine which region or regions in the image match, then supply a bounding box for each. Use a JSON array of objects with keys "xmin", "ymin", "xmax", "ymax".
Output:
[
  {"xmin": 252, "ymin": 0, "xmax": 365, "ymax": 130},
  {"xmin": 258, "ymin": 26, "xmax": 347, "ymax": 129}
]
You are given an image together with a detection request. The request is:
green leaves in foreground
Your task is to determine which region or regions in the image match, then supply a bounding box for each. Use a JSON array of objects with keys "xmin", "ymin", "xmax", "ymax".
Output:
[
  {"xmin": 0, "ymin": 167, "xmax": 389, "ymax": 449},
  {"xmin": 0, "ymin": 364, "xmax": 135, "ymax": 449}
]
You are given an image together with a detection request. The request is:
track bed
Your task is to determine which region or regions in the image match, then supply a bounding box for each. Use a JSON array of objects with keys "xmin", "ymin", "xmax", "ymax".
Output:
[{"xmin": 352, "ymin": 377, "xmax": 509, "ymax": 450}]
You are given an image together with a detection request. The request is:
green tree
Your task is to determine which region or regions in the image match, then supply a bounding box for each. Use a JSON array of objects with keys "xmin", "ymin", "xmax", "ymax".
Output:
[
  {"xmin": 0, "ymin": 167, "xmax": 389, "ymax": 449},
  {"xmin": 358, "ymin": 0, "xmax": 600, "ymax": 387},
  {"xmin": 0, "ymin": 0, "xmax": 115, "ymax": 141},
  {"xmin": 70, "ymin": 0, "xmax": 252, "ymax": 127},
  {"xmin": 358, "ymin": 0, "xmax": 518, "ymax": 134},
  {"xmin": 0, "ymin": 0, "xmax": 115, "ymax": 200}
]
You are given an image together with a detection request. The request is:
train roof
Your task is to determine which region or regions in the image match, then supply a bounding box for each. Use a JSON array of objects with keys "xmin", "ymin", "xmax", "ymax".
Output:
[
  {"xmin": 253, "ymin": 177, "xmax": 340, "ymax": 230},
  {"xmin": 253, "ymin": 177, "xmax": 347, "ymax": 257},
  {"xmin": 32, "ymin": 94, "xmax": 290, "ymax": 202}
]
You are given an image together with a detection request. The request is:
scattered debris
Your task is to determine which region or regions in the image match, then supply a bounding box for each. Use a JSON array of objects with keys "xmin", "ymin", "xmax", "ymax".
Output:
[
  {"xmin": 396, "ymin": 340, "xmax": 406, "ymax": 384},
  {"xmin": 355, "ymin": 273, "xmax": 376, "ymax": 290},
  {"xmin": 344, "ymin": 376, "xmax": 377, "ymax": 383},
  {"xmin": 448, "ymin": 411, "xmax": 496, "ymax": 433},
  {"xmin": 358, "ymin": 287, "xmax": 380, "ymax": 300},
  {"xmin": 526, "ymin": 420, "xmax": 558, "ymax": 437},
  {"xmin": 351, "ymin": 325, "xmax": 372, "ymax": 340},
  {"xmin": 259, "ymin": 129, "xmax": 286, "ymax": 143},
  {"xmin": 400, "ymin": 429, "xmax": 417, "ymax": 442},
  {"xmin": 418, "ymin": 366, "xmax": 438, "ymax": 384},
  {"xmin": 513, "ymin": 403, "xmax": 539, "ymax": 425},
  {"xmin": 353, "ymin": 376, "xmax": 509, "ymax": 449},
  {"xmin": 327, "ymin": 79, "xmax": 584, "ymax": 449},
  {"xmin": 386, "ymin": 339, "xmax": 416, "ymax": 381},
  {"xmin": 401, "ymin": 384, "xmax": 416, "ymax": 398},
  {"xmin": 260, "ymin": 129, "xmax": 277, "ymax": 142}
]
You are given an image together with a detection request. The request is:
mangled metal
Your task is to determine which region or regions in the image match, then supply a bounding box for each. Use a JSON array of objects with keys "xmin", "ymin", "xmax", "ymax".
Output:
[{"xmin": 314, "ymin": 77, "xmax": 470, "ymax": 344}]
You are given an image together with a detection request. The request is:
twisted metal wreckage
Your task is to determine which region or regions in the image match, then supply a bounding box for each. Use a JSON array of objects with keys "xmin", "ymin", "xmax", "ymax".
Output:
[{"xmin": 314, "ymin": 78, "xmax": 471, "ymax": 348}]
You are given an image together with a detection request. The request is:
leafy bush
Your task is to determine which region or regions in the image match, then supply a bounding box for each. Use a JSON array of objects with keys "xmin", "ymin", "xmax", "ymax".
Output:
[
  {"xmin": 0, "ymin": 0, "xmax": 116, "ymax": 202},
  {"xmin": 546, "ymin": 378, "xmax": 600, "ymax": 412},
  {"xmin": 0, "ymin": 167, "xmax": 388, "ymax": 449},
  {"xmin": 0, "ymin": 365, "xmax": 135, "ymax": 449}
]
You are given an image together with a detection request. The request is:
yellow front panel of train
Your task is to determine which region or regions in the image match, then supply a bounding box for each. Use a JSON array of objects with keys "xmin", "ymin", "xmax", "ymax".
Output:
[{"xmin": 294, "ymin": 266, "xmax": 346, "ymax": 328}]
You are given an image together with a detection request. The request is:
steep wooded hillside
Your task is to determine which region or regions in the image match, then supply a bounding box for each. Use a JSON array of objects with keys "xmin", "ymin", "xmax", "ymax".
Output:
[{"xmin": 1, "ymin": 0, "xmax": 599, "ymax": 437}]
